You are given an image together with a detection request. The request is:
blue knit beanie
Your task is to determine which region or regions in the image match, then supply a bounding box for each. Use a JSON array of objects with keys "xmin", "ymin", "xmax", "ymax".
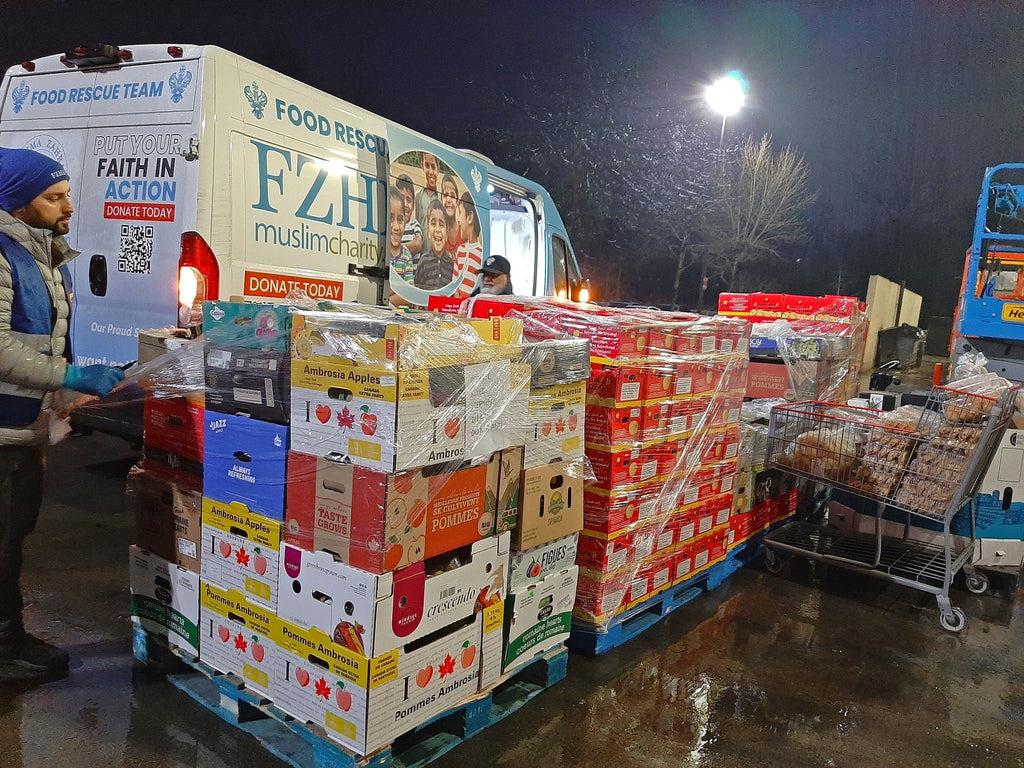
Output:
[{"xmin": 0, "ymin": 148, "xmax": 70, "ymax": 212}]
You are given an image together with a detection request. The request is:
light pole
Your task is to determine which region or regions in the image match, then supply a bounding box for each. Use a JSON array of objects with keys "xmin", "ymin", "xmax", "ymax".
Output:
[
  {"xmin": 699, "ymin": 72, "xmax": 746, "ymax": 311},
  {"xmin": 704, "ymin": 73, "xmax": 746, "ymax": 148}
]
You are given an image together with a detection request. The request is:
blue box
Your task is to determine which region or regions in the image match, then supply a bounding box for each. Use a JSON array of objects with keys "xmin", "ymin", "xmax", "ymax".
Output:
[{"xmin": 203, "ymin": 412, "xmax": 288, "ymax": 520}]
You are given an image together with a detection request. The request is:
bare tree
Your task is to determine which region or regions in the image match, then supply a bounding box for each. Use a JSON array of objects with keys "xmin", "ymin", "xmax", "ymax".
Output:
[{"xmin": 702, "ymin": 135, "xmax": 817, "ymax": 291}]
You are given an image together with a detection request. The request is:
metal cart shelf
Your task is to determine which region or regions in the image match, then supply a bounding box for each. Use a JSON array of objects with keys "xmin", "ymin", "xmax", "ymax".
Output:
[{"xmin": 762, "ymin": 382, "xmax": 1021, "ymax": 632}]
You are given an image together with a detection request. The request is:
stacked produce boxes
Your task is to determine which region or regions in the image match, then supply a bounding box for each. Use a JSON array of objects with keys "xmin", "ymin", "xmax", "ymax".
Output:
[{"xmin": 129, "ymin": 300, "xmax": 591, "ymax": 758}]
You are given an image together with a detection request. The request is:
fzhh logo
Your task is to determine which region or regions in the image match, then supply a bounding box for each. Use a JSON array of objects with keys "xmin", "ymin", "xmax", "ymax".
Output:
[
  {"xmin": 244, "ymin": 82, "xmax": 268, "ymax": 119},
  {"xmin": 168, "ymin": 65, "xmax": 193, "ymax": 104},
  {"xmin": 11, "ymin": 82, "xmax": 29, "ymax": 113}
]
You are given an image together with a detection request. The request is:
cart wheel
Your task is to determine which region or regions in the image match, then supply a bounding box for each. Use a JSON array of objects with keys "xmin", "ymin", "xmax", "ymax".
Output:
[
  {"xmin": 763, "ymin": 549, "xmax": 785, "ymax": 575},
  {"xmin": 939, "ymin": 607, "xmax": 967, "ymax": 633},
  {"xmin": 966, "ymin": 572, "xmax": 989, "ymax": 595}
]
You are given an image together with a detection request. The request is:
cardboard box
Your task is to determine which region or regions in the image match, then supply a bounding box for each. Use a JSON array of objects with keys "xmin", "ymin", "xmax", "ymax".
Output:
[
  {"xmin": 717, "ymin": 293, "xmax": 752, "ymax": 317},
  {"xmin": 582, "ymin": 483, "xmax": 661, "ymax": 536},
  {"xmin": 576, "ymin": 523, "xmax": 664, "ymax": 573},
  {"xmin": 277, "ymin": 533, "xmax": 509, "ymax": 658},
  {"xmin": 203, "ymin": 300, "xmax": 294, "ymax": 351},
  {"xmin": 515, "ymin": 462, "xmax": 584, "ymax": 550},
  {"xmin": 494, "ymin": 446, "xmax": 524, "ymax": 535},
  {"xmin": 129, "ymin": 546, "xmax": 200, "ymax": 656},
  {"xmin": 587, "ymin": 364, "xmax": 645, "ymax": 406},
  {"xmin": 573, "ymin": 568, "xmax": 628, "ymax": 623},
  {"xmin": 640, "ymin": 401, "xmax": 673, "ymax": 442},
  {"xmin": 584, "ymin": 403, "xmax": 642, "ymax": 446},
  {"xmin": 203, "ymin": 412, "xmax": 288, "ymax": 521},
  {"xmin": 143, "ymin": 395, "xmax": 204, "ymax": 464},
  {"xmin": 509, "ymin": 532, "xmax": 579, "ymax": 593},
  {"xmin": 285, "ymin": 450, "xmax": 498, "ymax": 573},
  {"xmin": 271, "ymin": 606, "xmax": 502, "ymax": 757},
  {"xmin": 205, "ymin": 346, "xmax": 290, "ymax": 424},
  {"xmin": 199, "ymin": 582, "xmax": 279, "ymax": 698},
  {"xmin": 503, "ymin": 566, "xmax": 578, "ymax": 672},
  {"xmin": 129, "ymin": 465, "xmax": 203, "ymax": 572},
  {"xmin": 627, "ymin": 553, "xmax": 674, "ymax": 607},
  {"xmin": 138, "ymin": 328, "xmax": 193, "ymax": 365},
  {"xmin": 523, "ymin": 381, "xmax": 585, "ymax": 469},
  {"xmin": 970, "ymin": 428, "xmax": 1024, "ymax": 539},
  {"xmin": 200, "ymin": 498, "xmax": 282, "ymax": 612},
  {"xmin": 291, "ymin": 357, "xmax": 527, "ymax": 474},
  {"xmin": 585, "ymin": 444, "xmax": 659, "ymax": 491}
]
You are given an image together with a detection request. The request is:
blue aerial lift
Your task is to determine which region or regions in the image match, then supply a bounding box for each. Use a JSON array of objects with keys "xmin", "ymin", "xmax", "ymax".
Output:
[{"xmin": 952, "ymin": 163, "xmax": 1024, "ymax": 381}]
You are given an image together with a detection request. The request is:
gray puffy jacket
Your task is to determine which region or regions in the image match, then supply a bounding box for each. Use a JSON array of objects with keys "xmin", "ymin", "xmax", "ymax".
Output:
[{"xmin": 0, "ymin": 209, "xmax": 75, "ymax": 446}]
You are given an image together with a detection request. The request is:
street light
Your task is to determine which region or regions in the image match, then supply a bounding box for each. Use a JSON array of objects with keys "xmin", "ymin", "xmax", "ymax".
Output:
[{"xmin": 704, "ymin": 73, "xmax": 746, "ymax": 145}]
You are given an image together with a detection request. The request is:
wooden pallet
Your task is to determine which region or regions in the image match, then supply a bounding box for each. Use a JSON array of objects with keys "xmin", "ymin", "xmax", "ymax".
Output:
[
  {"xmin": 133, "ymin": 624, "xmax": 567, "ymax": 768},
  {"xmin": 567, "ymin": 535, "xmax": 764, "ymax": 656}
]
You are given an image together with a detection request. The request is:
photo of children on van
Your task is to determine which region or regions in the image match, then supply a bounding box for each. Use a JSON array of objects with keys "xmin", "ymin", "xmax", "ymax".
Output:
[{"xmin": 389, "ymin": 150, "xmax": 483, "ymax": 305}]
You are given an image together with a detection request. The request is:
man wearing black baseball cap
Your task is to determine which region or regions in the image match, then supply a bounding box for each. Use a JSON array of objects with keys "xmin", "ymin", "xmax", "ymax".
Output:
[
  {"xmin": 471, "ymin": 254, "xmax": 514, "ymax": 296},
  {"xmin": 0, "ymin": 147, "xmax": 124, "ymax": 676}
]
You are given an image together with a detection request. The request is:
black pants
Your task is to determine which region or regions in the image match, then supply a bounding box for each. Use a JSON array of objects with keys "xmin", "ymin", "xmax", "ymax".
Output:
[{"xmin": 0, "ymin": 445, "xmax": 44, "ymax": 636}]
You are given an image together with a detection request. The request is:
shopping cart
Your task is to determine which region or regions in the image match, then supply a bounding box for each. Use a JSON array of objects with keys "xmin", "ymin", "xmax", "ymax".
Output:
[{"xmin": 762, "ymin": 383, "xmax": 1021, "ymax": 632}]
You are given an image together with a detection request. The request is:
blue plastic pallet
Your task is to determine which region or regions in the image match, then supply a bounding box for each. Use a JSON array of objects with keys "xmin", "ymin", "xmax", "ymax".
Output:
[
  {"xmin": 132, "ymin": 624, "xmax": 567, "ymax": 768},
  {"xmin": 567, "ymin": 536, "xmax": 764, "ymax": 656}
]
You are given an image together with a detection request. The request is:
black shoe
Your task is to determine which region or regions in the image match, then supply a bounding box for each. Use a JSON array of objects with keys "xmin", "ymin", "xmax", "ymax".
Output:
[{"xmin": 0, "ymin": 632, "xmax": 70, "ymax": 674}]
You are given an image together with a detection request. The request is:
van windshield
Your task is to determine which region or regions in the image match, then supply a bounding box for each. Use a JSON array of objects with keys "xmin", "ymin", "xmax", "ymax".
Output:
[{"xmin": 489, "ymin": 189, "xmax": 538, "ymax": 295}]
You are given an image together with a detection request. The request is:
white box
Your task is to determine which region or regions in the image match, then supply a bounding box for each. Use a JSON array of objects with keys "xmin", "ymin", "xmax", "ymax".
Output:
[
  {"xmin": 272, "ymin": 606, "xmax": 503, "ymax": 756},
  {"xmin": 508, "ymin": 532, "xmax": 579, "ymax": 593},
  {"xmin": 198, "ymin": 581, "xmax": 279, "ymax": 698},
  {"xmin": 200, "ymin": 498, "xmax": 282, "ymax": 613},
  {"xmin": 503, "ymin": 565, "xmax": 578, "ymax": 672},
  {"xmin": 277, "ymin": 533, "xmax": 510, "ymax": 658},
  {"xmin": 129, "ymin": 546, "xmax": 200, "ymax": 656}
]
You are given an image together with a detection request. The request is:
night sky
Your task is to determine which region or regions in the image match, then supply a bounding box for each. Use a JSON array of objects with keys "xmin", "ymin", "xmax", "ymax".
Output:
[{"xmin": 2, "ymin": 0, "xmax": 1023, "ymax": 315}]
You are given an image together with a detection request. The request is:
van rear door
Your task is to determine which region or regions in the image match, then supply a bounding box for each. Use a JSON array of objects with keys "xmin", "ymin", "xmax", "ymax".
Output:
[{"xmin": 0, "ymin": 58, "xmax": 201, "ymax": 365}]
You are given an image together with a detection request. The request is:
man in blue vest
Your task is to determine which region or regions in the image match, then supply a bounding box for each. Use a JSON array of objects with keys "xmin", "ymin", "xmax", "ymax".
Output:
[{"xmin": 0, "ymin": 148, "xmax": 125, "ymax": 675}]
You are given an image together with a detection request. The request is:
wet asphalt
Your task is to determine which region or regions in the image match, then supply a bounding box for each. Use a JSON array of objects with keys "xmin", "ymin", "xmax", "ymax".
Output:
[{"xmin": 1, "ymin": 424, "xmax": 1022, "ymax": 768}]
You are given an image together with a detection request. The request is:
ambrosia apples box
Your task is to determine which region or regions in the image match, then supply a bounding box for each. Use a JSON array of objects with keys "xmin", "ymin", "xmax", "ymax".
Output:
[
  {"xmin": 199, "ymin": 581, "xmax": 279, "ymax": 698},
  {"xmin": 200, "ymin": 498, "xmax": 282, "ymax": 613},
  {"xmin": 271, "ymin": 605, "xmax": 502, "ymax": 756},
  {"xmin": 284, "ymin": 450, "xmax": 499, "ymax": 573},
  {"xmin": 277, "ymin": 533, "xmax": 509, "ymax": 658}
]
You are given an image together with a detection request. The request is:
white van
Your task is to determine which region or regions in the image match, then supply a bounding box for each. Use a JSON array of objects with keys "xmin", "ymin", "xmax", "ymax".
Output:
[{"xmin": 0, "ymin": 43, "xmax": 589, "ymax": 366}]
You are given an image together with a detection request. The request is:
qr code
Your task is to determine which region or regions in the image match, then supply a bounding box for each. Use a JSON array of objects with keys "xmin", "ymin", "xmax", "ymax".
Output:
[{"xmin": 117, "ymin": 224, "xmax": 154, "ymax": 274}]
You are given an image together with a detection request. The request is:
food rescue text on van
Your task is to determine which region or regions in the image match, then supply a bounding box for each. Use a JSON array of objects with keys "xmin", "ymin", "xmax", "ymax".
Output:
[{"xmin": 0, "ymin": 43, "xmax": 589, "ymax": 366}]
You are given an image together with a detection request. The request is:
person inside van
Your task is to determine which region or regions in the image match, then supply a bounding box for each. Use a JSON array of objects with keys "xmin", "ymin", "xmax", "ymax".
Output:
[
  {"xmin": 388, "ymin": 188, "xmax": 415, "ymax": 284},
  {"xmin": 414, "ymin": 152, "xmax": 440, "ymax": 228},
  {"xmin": 395, "ymin": 174, "xmax": 422, "ymax": 258},
  {"xmin": 454, "ymin": 192, "xmax": 482, "ymax": 297},
  {"xmin": 415, "ymin": 199, "xmax": 455, "ymax": 291},
  {"xmin": 440, "ymin": 174, "xmax": 463, "ymax": 255},
  {"xmin": 471, "ymin": 255, "xmax": 514, "ymax": 296}
]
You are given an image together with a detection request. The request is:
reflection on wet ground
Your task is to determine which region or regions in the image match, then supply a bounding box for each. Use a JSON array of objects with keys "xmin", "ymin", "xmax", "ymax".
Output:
[{"xmin": 1, "ymin": 434, "xmax": 1022, "ymax": 768}]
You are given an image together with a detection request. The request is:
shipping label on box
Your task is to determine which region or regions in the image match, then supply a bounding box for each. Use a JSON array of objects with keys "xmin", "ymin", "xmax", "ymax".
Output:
[
  {"xmin": 509, "ymin": 532, "xmax": 578, "ymax": 591},
  {"xmin": 673, "ymin": 544, "xmax": 693, "ymax": 582},
  {"xmin": 129, "ymin": 545, "xmax": 200, "ymax": 656},
  {"xmin": 199, "ymin": 581, "xmax": 279, "ymax": 698},
  {"xmin": 272, "ymin": 606, "xmax": 501, "ymax": 757},
  {"xmin": 129, "ymin": 465, "xmax": 203, "ymax": 572},
  {"xmin": 503, "ymin": 566, "xmax": 578, "ymax": 672},
  {"xmin": 203, "ymin": 412, "xmax": 288, "ymax": 521},
  {"xmin": 515, "ymin": 462, "xmax": 584, "ymax": 550},
  {"xmin": 277, "ymin": 533, "xmax": 509, "ymax": 658},
  {"xmin": 201, "ymin": 498, "xmax": 282, "ymax": 612}
]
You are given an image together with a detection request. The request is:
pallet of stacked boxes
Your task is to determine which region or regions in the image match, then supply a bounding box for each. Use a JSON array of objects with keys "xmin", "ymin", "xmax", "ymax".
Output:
[{"xmin": 129, "ymin": 328, "xmax": 207, "ymax": 657}]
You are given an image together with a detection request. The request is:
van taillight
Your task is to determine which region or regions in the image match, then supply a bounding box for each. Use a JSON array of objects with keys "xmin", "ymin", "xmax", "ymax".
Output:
[{"xmin": 178, "ymin": 232, "xmax": 219, "ymax": 328}]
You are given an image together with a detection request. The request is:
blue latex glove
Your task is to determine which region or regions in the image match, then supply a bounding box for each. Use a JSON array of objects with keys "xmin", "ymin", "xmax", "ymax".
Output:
[{"xmin": 63, "ymin": 364, "xmax": 126, "ymax": 396}]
